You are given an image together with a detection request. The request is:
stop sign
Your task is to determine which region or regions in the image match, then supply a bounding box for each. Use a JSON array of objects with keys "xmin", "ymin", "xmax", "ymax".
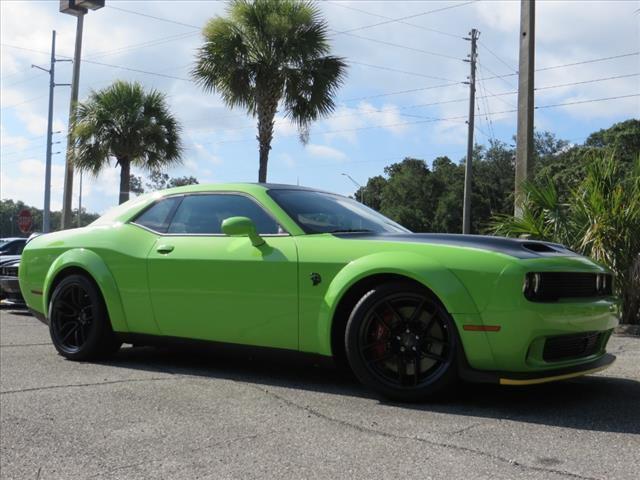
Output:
[{"xmin": 17, "ymin": 209, "xmax": 32, "ymax": 234}]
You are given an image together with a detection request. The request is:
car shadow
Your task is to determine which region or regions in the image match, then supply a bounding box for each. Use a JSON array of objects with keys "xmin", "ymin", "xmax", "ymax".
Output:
[{"xmin": 99, "ymin": 342, "xmax": 640, "ymax": 436}]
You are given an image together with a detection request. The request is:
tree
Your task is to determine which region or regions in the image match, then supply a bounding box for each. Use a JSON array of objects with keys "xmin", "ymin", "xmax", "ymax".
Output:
[
  {"xmin": 379, "ymin": 158, "xmax": 436, "ymax": 232},
  {"xmin": 356, "ymin": 175, "xmax": 386, "ymax": 211},
  {"xmin": 72, "ymin": 80, "xmax": 183, "ymax": 204},
  {"xmin": 145, "ymin": 171, "xmax": 199, "ymax": 191},
  {"xmin": 192, "ymin": 0, "xmax": 347, "ymax": 182},
  {"xmin": 129, "ymin": 172, "xmax": 200, "ymax": 195}
]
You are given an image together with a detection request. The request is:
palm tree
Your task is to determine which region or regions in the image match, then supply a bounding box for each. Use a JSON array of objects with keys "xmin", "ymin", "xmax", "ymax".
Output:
[
  {"xmin": 192, "ymin": 0, "xmax": 347, "ymax": 182},
  {"xmin": 72, "ymin": 80, "xmax": 182, "ymax": 204}
]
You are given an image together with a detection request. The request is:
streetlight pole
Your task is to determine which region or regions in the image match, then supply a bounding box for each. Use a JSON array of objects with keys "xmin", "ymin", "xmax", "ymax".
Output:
[
  {"xmin": 60, "ymin": 0, "xmax": 104, "ymax": 229},
  {"xmin": 342, "ymin": 173, "xmax": 366, "ymax": 206}
]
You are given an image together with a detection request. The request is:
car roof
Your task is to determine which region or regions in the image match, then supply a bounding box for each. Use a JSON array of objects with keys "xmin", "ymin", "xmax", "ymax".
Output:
[{"xmin": 0, "ymin": 238, "xmax": 26, "ymax": 242}]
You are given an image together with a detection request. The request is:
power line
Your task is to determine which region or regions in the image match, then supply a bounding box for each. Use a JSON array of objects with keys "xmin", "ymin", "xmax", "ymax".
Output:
[
  {"xmin": 478, "ymin": 40, "xmax": 518, "ymax": 74},
  {"xmin": 86, "ymin": 31, "xmax": 199, "ymax": 60},
  {"xmin": 0, "ymin": 94, "xmax": 48, "ymax": 111},
  {"xmin": 2, "ymin": 72, "xmax": 47, "ymax": 88},
  {"xmin": 335, "ymin": 31, "xmax": 465, "ymax": 61},
  {"xmin": 81, "ymin": 59, "xmax": 192, "ymax": 82},
  {"xmin": 537, "ymin": 52, "xmax": 640, "ymax": 71},
  {"xmin": 480, "ymin": 51, "xmax": 640, "ymax": 82},
  {"xmin": 341, "ymin": 82, "xmax": 462, "ymax": 103},
  {"xmin": 196, "ymin": 94, "xmax": 639, "ymax": 147},
  {"xmin": 478, "ymin": 61, "xmax": 517, "ymax": 90},
  {"xmin": 535, "ymin": 72, "xmax": 639, "ymax": 90},
  {"xmin": 327, "ymin": 2, "xmax": 464, "ymax": 39},
  {"xmin": 535, "ymin": 93, "xmax": 640, "ymax": 110},
  {"xmin": 349, "ymin": 60, "xmax": 461, "ymax": 83},
  {"xmin": 105, "ymin": 5, "xmax": 201, "ymax": 29},
  {"xmin": 332, "ymin": 1, "xmax": 476, "ymax": 36}
]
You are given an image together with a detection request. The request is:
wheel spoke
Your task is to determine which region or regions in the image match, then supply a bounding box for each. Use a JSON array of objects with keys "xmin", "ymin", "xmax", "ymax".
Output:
[
  {"xmin": 384, "ymin": 300, "xmax": 404, "ymax": 324},
  {"xmin": 413, "ymin": 353, "xmax": 420, "ymax": 386},
  {"xmin": 54, "ymin": 300, "xmax": 77, "ymax": 317},
  {"xmin": 372, "ymin": 311, "xmax": 392, "ymax": 331},
  {"xmin": 408, "ymin": 298, "xmax": 426, "ymax": 324},
  {"xmin": 367, "ymin": 351, "xmax": 395, "ymax": 366},
  {"xmin": 397, "ymin": 354, "xmax": 406, "ymax": 383},
  {"xmin": 420, "ymin": 351, "xmax": 446, "ymax": 363},
  {"xmin": 362, "ymin": 340, "xmax": 386, "ymax": 351},
  {"xmin": 60, "ymin": 322, "xmax": 80, "ymax": 344}
]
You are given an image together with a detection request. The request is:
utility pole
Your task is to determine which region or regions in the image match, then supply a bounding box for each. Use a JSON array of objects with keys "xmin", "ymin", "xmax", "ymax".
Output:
[
  {"xmin": 60, "ymin": 12, "xmax": 84, "ymax": 229},
  {"xmin": 462, "ymin": 28, "xmax": 479, "ymax": 235},
  {"xmin": 514, "ymin": 0, "xmax": 535, "ymax": 216},
  {"xmin": 31, "ymin": 30, "xmax": 70, "ymax": 233}
]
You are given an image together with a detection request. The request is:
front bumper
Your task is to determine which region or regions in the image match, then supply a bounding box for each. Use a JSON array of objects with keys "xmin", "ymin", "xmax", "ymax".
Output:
[
  {"xmin": 460, "ymin": 352, "xmax": 616, "ymax": 385},
  {"xmin": 0, "ymin": 276, "xmax": 25, "ymax": 305}
]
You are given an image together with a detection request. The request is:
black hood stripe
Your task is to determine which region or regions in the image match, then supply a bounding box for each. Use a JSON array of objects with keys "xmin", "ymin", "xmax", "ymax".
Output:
[{"xmin": 331, "ymin": 233, "xmax": 575, "ymax": 259}]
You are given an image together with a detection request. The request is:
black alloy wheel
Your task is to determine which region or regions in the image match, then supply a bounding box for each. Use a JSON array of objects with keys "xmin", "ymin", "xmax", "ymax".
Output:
[
  {"xmin": 345, "ymin": 282, "xmax": 458, "ymax": 401},
  {"xmin": 49, "ymin": 274, "xmax": 121, "ymax": 360}
]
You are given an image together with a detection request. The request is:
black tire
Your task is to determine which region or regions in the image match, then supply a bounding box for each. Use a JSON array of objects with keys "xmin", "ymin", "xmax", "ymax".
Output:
[
  {"xmin": 48, "ymin": 274, "xmax": 121, "ymax": 360},
  {"xmin": 345, "ymin": 282, "xmax": 458, "ymax": 402}
]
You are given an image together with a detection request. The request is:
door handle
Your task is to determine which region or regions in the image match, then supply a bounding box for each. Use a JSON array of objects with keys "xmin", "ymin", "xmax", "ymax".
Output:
[{"xmin": 156, "ymin": 244, "xmax": 175, "ymax": 254}]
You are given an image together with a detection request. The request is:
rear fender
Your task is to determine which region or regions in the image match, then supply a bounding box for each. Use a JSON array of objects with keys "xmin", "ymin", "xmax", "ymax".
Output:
[{"xmin": 43, "ymin": 248, "xmax": 128, "ymax": 332}]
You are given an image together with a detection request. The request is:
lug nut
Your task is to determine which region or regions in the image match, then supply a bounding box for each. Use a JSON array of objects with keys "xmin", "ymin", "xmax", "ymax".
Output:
[{"xmin": 400, "ymin": 346, "xmax": 405, "ymax": 352}]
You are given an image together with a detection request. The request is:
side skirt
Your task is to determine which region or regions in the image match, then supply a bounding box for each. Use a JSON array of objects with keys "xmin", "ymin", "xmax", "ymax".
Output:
[{"xmin": 116, "ymin": 332, "xmax": 334, "ymax": 365}]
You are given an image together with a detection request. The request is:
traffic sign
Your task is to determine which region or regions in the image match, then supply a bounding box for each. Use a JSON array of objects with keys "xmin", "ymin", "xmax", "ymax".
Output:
[{"xmin": 17, "ymin": 209, "xmax": 32, "ymax": 234}]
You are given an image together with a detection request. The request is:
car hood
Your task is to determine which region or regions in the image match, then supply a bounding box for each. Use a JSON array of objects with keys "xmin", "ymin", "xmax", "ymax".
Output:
[{"xmin": 331, "ymin": 233, "xmax": 576, "ymax": 260}]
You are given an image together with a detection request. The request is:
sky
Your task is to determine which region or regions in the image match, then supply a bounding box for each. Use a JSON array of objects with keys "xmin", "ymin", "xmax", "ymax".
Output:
[{"xmin": 1, "ymin": 0, "xmax": 639, "ymax": 215}]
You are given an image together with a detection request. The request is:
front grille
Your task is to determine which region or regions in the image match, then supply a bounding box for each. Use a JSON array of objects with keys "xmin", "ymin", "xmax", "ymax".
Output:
[
  {"xmin": 0, "ymin": 266, "xmax": 18, "ymax": 277},
  {"xmin": 524, "ymin": 272, "xmax": 613, "ymax": 302},
  {"xmin": 543, "ymin": 331, "xmax": 603, "ymax": 362}
]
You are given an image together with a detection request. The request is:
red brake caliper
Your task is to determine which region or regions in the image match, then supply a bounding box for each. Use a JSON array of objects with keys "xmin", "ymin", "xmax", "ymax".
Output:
[{"xmin": 372, "ymin": 311, "xmax": 393, "ymax": 358}]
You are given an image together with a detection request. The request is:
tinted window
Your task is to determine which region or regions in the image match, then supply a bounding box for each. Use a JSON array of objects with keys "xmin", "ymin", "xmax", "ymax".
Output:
[
  {"xmin": 0, "ymin": 240, "xmax": 26, "ymax": 255},
  {"xmin": 134, "ymin": 197, "xmax": 182, "ymax": 233},
  {"xmin": 269, "ymin": 189, "xmax": 409, "ymax": 234},
  {"xmin": 167, "ymin": 194, "xmax": 280, "ymax": 235}
]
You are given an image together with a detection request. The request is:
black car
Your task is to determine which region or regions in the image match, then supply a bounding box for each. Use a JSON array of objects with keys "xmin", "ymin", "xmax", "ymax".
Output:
[
  {"xmin": 0, "ymin": 237, "xmax": 27, "ymax": 256},
  {"xmin": 0, "ymin": 258, "xmax": 23, "ymax": 305}
]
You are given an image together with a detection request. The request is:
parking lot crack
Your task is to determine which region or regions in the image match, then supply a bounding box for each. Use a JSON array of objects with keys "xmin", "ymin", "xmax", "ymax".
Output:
[
  {"xmin": 248, "ymin": 385, "xmax": 600, "ymax": 480},
  {"xmin": 0, "ymin": 377, "xmax": 177, "ymax": 395}
]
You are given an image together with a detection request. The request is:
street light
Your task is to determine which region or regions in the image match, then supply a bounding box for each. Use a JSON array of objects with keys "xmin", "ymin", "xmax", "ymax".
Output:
[
  {"xmin": 59, "ymin": 0, "xmax": 105, "ymax": 229},
  {"xmin": 341, "ymin": 173, "xmax": 366, "ymax": 206}
]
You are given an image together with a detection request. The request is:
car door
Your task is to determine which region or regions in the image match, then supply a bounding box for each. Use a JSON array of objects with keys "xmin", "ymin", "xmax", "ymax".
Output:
[{"xmin": 145, "ymin": 192, "xmax": 299, "ymax": 350}]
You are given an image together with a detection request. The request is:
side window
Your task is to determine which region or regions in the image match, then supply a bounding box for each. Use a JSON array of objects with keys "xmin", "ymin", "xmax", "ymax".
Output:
[
  {"xmin": 14, "ymin": 241, "xmax": 25, "ymax": 255},
  {"xmin": 133, "ymin": 197, "xmax": 182, "ymax": 233},
  {"xmin": 167, "ymin": 194, "xmax": 280, "ymax": 235}
]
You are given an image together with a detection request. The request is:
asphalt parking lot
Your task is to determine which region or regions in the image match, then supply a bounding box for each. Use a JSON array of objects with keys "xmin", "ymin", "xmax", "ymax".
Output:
[{"xmin": 1, "ymin": 306, "xmax": 639, "ymax": 480}]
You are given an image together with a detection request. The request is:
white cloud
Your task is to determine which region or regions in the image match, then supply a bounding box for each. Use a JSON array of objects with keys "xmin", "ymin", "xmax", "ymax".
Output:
[{"xmin": 306, "ymin": 143, "xmax": 347, "ymax": 162}]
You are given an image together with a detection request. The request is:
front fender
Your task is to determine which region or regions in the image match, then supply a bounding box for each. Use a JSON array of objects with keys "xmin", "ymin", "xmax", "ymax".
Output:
[
  {"xmin": 43, "ymin": 248, "xmax": 129, "ymax": 332},
  {"xmin": 315, "ymin": 251, "xmax": 481, "ymax": 356}
]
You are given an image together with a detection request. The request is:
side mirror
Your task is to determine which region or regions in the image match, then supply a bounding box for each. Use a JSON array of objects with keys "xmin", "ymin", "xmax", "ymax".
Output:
[{"xmin": 221, "ymin": 216, "xmax": 265, "ymax": 247}]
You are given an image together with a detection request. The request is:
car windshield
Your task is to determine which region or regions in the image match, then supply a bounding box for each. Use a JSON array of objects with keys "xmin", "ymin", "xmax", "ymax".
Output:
[
  {"xmin": 268, "ymin": 189, "xmax": 410, "ymax": 234},
  {"xmin": 0, "ymin": 241, "xmax": 8, "ymax": 249}
]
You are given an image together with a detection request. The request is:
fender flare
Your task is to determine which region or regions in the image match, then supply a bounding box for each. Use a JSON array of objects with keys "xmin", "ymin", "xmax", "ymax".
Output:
[
  {"xmin": 42, "ymin": 248, "xmax": 129, "ymax": 332},
  {"xmin": 315, "ymin": 251, "xmax": 480, "ymax": 356}
]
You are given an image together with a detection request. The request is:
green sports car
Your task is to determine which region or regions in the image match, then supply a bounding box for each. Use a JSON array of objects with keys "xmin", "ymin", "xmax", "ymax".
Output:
[{"xmin": 19, "ymin": 183, "xmax": 618, "ymax": 401}]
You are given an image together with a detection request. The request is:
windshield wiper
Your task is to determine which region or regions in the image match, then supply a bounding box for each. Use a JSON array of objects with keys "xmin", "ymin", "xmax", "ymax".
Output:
[{"xmin": 328, "ymin": 229, "xmax": 374, "ymax": 233}]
